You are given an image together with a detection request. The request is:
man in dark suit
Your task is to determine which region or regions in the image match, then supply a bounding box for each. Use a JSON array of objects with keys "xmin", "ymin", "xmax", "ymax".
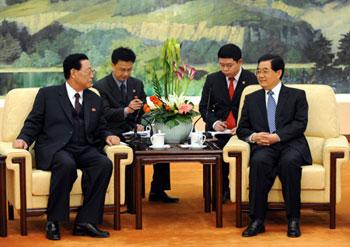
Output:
[
  {"xmin": 13, "ymin": 54, "xmax": 120, "ymax": 240},
  {"xmin": 94, "ymin": 47, "xmax": 178, "ymax": 213},
  {"xmin": 199, "ymin": 43, "xmax": 258, "ymax": 201},
  {"xmin": 237, "ymin": 54, "xmax": 312, "ymax": 238}
]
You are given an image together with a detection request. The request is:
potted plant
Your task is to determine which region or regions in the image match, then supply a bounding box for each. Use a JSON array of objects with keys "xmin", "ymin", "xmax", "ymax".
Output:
[{"xmin": 143, "ymin": 38, "xmax": 199, "ymax": 143}]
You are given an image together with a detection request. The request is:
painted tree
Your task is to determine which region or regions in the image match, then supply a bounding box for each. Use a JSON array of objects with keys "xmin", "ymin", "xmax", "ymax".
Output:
[
  {"xmin": 303, "ymin": 32, "xmax": 334, "ymax": 69},
  {"xmin": 335, "ymin": 31, "xmax": 350, "ymax": 67}
]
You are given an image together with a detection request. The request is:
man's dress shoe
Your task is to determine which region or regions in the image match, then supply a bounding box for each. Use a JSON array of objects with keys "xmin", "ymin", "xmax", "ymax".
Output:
[
  {"xmin": 73, "ymin": 223, "xmax": 109, "ymax": 238},
  {"xmin": 46, "ymin": 221, "xmax": 60, "ymax": 240},
  {"xmin": 287, "ymin": 219, "xmax": 301, "ymax": 238},
  {"xmin": 149, "ymin": 191, "xmax": 179, "ymax": 203},
  {"xmin": 242, "ymin": 219, "xmax": 265, "ymax": 237}
]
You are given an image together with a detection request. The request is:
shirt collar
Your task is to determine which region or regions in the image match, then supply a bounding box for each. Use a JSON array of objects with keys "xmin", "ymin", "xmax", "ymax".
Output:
[
  {"xmin": 112, "ymin": 73, "xmax": 127, "ymax": 88},
  {"xmin": 226, "ymin": 67, "xmax": 242, "ymax": 83},
  {"xmin": 265, "ymin": 81, "xmax": 282, "ymax": 96},
  {"xmin": 65, "ymin": 82, "xmax": 83, "ymax": 100}
]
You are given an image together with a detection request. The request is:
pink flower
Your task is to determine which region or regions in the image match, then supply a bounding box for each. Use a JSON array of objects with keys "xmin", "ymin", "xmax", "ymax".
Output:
[
  {"xmin": 175, "ymin": 70, "xmax": 183, "ymax": 80},
  {"xmin": 178, "ymin": 103, "xmax": 193, "ymax": 114},
  {"xmin": 187, "ymin": 66, "xmax": 196, "ymax": 80}
]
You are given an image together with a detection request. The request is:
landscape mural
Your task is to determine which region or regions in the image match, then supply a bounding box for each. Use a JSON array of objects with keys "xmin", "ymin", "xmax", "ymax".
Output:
[{"xmin": 0, "ymin": 0, "xmax": 350, "ymax": 96}]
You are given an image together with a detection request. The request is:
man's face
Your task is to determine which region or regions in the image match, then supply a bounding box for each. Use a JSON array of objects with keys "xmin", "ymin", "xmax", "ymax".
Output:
[
  {"xmin": 219, "ymin": 58, "xmax": 242, "ymax": 79},
  {"xmin": 112, "ymin": 60, "xmax": 133, "ymax": 81},
  {"xmin": 256, "ymin": 60, "xmax": 282, "ymax": 90},
  {"xmin": 71, "ymin": 59, "xmax": 94, "ymax": 90}
]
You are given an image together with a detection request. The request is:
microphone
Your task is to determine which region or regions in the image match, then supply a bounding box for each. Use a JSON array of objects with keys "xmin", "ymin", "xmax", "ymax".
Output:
[
  {"xmin": 204, "ymin": 87, "xmax": 212, "ymax": 124},
  {"xmin": 193, "ymin": 87, "xmax": 212, "ymax": 133}
]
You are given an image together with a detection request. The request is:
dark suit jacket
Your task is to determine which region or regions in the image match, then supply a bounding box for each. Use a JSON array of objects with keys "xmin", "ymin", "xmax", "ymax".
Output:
[
  {"xmin": 199, "ymin": 69, "xmax": 258, "ymax": 131},
  {"xmin": 236, "ymin": 84, "xmax": 312, "ymax": 165},
  {"xmin": 93, "ymin": 74, "xmax": 147, "ymax": 136},
  {"xmin": 18, "ymin": 84, "xmax": 111, "ymax": 170}
]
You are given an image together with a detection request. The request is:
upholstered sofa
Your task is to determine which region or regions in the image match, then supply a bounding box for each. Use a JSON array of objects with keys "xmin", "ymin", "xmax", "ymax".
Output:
[
  {"xmin": 223, "ymin": 84, "xmax": 349, "ymax": 229},
  {"xmin": 0, "ymin": 88, "xmax": 133, "ymax": 235}
]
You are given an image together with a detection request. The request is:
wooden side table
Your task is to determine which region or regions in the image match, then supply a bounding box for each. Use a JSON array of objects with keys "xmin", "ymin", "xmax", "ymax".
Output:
[{"xmin": 133, "ymin": 145, "xmax": 223, "ymax": 229}]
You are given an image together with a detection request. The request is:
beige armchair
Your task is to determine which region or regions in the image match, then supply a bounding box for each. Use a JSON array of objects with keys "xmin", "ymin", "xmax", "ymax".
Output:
[
  {"xmin": 223, "ymin": 84, "xmax": 349, "ymax": 229},
  {"xmin": 0, "ymin": 88, "xmax": 133, "ymax": 235}
]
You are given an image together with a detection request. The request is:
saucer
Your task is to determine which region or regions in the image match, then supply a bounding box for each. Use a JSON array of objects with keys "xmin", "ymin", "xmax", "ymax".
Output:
[
  {"xmin": 149, "ymin": 144, "xmax": 171, "ymax": 150},
  {"xmin": 189, "ymin": 144, "xmax": 207, "ymax": 150},
  {"xmin": 180, "ymin": 144, "xmax": 207, "ymax": 149}
]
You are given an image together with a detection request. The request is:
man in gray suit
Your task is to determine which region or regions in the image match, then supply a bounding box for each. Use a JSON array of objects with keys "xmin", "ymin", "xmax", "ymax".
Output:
[{"xmin": 94, "ymin": 48, "xmax": 178, "ymax": 213}]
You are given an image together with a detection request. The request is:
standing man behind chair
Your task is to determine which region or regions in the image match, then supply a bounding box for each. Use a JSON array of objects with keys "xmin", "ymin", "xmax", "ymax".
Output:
[
  {"xmin": 199, "ymin": 43, "xmax": 258, "ymax": 202},
  {"xmin": 94, "ymin": 47, "xmax": 178, "ymax": 212},
  {"xmin": 12, "ymin": 54, "xmax": 120, "ymax": 240},
  {"xmin": 237, "ymin": 54, "xmax": 312, "ymax": 238}
]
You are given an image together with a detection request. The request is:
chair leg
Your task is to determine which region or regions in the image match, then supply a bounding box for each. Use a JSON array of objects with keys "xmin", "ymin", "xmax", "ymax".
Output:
[{"xmin": 8, "ymin": 203, "xmax": 14, "ymax": 220}]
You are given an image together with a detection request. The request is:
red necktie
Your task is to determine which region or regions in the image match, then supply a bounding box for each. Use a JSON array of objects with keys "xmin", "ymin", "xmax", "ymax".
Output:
[{"xmin": 226, "ymin": 78, "xmax": 236, "ymax": 129}]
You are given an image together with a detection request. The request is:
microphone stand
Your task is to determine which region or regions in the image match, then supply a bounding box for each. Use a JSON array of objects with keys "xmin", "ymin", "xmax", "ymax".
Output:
[{"xmin": 129, "ymin": 107, "xmax": 143, "ymax": 149}]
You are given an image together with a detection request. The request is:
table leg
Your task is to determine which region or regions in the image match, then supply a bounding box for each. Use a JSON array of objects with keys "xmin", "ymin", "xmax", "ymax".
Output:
[
  {"xmin": 211, "ymin": 164, "xmax": 216, "ymax": 211},
  {"xmin": 113, "ymin": 154, "xmax": 121, "ymax": 230},
  {"xmin": 135, "ymin": 158, "xmax": 142, "ymax": 229},
  {"xmin": 216, "ymin": 156, "xmax": 223, "ymax": 227},
  {"xmin": 203, "ymin": 164, "xmax": 211, "ymax": 212},
  {"xmin": 0, "ymin": 156, "xmax": 7, "ymax": 237}
]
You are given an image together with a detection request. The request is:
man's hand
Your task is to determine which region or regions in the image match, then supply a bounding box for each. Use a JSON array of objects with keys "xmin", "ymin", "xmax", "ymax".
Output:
[
  {"xmin": 252, "ymin": 132, "xmax": 280, "ymax": 146},
  {"xmin": 12, "ymin": 139, "xmax": 28, "ymax": 149},
  {"xmin": 213, "ymin": 121, "xmax": 227, "ymax": 131},
  {"xmin": 136, "ymin": 124, "xmax": 144, "ymax": 131},
  {"xmin": 125, "ymin": 99, "xmax": 143, "ymax": 114},
  {"xmin": 105, "ymin": 135, "xmax": 120, "ymax": 146},
  {"xmin": 228, "ymin": 127, "xmax": 237, "ymax": 135}
]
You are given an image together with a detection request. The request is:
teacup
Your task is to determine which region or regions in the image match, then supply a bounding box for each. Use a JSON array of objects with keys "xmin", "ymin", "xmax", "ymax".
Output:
[
  {"xmin": 150, "ymin": 132, "xmax": 165, "ymax": 147},
  {"xmin": 190, "ymin": 132, "xmax": 206, "ymax": 147}
]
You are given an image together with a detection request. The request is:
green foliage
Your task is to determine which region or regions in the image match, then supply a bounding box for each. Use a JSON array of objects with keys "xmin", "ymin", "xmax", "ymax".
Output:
[
  {"xmin": 0, "ymin": 20, "xmax": 30, "ymax": 52},
  {"xmin": 181, "ymin": 38, "xmax": 223, "ymax": 65},
  {"xmin": 335, "ymin": 31, "xmax": 350, "ymax": 66},
  {"xmin": 280, "ymin": 0, "xmax": 334, "ymax": 8},
  {"xmin": 303, "ymin": 32, "xmax": 334, "ymax": 69},
  {"xmin": 0, "ymin": 33, "xmax": 21, "ymax": 63},
  {"xmin": 5, "ymin": 0, "xmax": 27, "ymax": 5},
  {"xmin": 161, "ymin": 38, "xmax": 181, "ymax": 99}
]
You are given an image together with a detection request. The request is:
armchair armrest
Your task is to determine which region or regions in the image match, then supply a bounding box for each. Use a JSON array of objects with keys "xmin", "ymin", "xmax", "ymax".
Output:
[
  {"xmin": 104, "ymin": 144, "xmax": 133, "ymax": 166},
  {"xmin": 223, "ymin": 136, "xmax": 250, "ymax": 167},
  {"xmin": 0, "ymin": 141, "xmax": 32, "ymax": 173},
  {"xmin": 323, "ymin": 135, "xmax": 350, "ymax": 164}
]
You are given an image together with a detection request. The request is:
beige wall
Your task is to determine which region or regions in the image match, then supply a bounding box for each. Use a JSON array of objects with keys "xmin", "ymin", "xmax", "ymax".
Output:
[{"xmin": 337, "ymin": 102, "xmax": 350, "ymax": 135}]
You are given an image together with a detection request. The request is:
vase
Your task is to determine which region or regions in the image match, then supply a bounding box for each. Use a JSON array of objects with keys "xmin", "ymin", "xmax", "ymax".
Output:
[{"xmin": 153, "ymin": 120, "xmax": 193, "ymax": 144}]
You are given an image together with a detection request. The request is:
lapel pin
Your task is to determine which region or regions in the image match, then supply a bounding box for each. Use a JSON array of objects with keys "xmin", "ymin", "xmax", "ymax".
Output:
[{"xmin": 91, "ymin": 107, "xmax": 96, "ymax": 112}]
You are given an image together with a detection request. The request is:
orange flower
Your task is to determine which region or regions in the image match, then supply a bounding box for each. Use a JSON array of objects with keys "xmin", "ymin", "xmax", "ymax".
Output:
[
  {"xmin": 150, "ymin": 95, "xmax": 163, "ymax": 107},
  {"xmin": 165, "ymin": 105, "xmax": 171, "ymax": 112},
  {"xmin": 143, "ymin": 103, "xmax": 151, "ymax": 113},
  {"xmin": 149, "ymin": 95, "xmax": 158, "ymax": 103}
]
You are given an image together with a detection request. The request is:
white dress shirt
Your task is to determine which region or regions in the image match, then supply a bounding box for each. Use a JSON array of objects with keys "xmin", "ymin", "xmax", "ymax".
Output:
[{"xmin": 65, "ymin": 82, "xmax": 83, "ymax": 108}]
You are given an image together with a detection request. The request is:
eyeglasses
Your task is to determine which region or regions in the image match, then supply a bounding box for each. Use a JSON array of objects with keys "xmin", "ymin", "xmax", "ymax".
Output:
[
  {"xmin": 255, "ymin": 69, "xmax": 272, "ymax": 76},
  {"xmin": 79, "ymin": 68, "xmax": 96, "ymax": 75}
]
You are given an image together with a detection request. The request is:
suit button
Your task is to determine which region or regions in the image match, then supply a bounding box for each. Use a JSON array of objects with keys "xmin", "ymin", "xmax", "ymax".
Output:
[{"xmin": 69, "ymin": 131, "xmax": 73, "ymax": 134}]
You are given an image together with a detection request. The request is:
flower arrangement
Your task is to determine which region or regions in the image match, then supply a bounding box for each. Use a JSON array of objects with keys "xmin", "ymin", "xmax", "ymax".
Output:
[{"xmin": 143, "ymin": 38, "xmax": 199, "ymax": 128}]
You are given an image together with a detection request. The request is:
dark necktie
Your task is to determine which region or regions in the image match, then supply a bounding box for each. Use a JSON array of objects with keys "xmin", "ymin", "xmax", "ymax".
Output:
[
  {"xmin": 267, "ymin": 90, "xmax": 277, "ymax": 133},
  {"xmin": 120, "ymin": 82, "xmax": 127, "ymax": 103},
  {"xmin": 74, "ymin": 93, "xmax": 82, "ymax": 114}
]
